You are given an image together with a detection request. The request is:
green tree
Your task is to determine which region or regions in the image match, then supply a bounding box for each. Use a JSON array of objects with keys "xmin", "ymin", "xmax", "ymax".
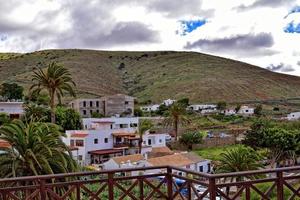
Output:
[
  {"xmin": 0, "ymin": 113, "xmax": 10, "ymax": 126},
  {"xmin": 177, "ymin": 98, "xmax": 190, "ymax": 107},
  {"xmin": 56, "ymin": 106, "xmax": 82, "ymax": 131},
  {"xmin": 179, "ymin": 131, "xmax": 204, "ymax": 150},
  {"xmin": 254, "ymin": 104, "xmax": 263, "ymax": 116},
  {"xmin": 155, "ymin": 104, "xmax": 168, "ymax": 115},
  {"xmin": 217, "ymin": 101, "xmax": 227, "ymax": 110},
  {"xmin": 235, "ymin": 104, "xmax": 241, "ymax": 113},
  {"xmin": 0, "ymin": 82, "xmax": 24, "ymax": 100},
  {"xmin": 91, "ymin": 111, "xmax": 104, "ymax": 118},
  {"xmin": 0, "ymin": 120, "xmax": 78, "ymax": 178},
  {"xmin": 30, "ymin": 62, "xmax": 76, "ymax": 123},
  {"xmin": 217, "ymin": 145, "xmax": 263, "ymax": 174},
  {"xmin": 23, "ymin": 103, "xmax": 50, "ymax": 122},
  {"xmin": 136, "ymin": 119, "xmax": 153, "ymax": 154},
  {"xmin": 163, "ymin": 103, "xmax": 190, "ymax": 141},
  {"xmin": 134, "ymin": 108, "xmax": 143, "ymax": 117}
]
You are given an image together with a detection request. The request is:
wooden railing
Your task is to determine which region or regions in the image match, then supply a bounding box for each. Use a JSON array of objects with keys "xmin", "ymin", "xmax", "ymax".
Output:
[{"xmin": 1, "ymin": 165, "xmax": 300, "ymax": 199}]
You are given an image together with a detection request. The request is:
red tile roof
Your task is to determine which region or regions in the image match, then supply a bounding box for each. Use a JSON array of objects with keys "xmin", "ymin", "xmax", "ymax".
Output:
[
  {"xmin": 0, "ymin": 140, "xmax": 11, "ymax": 148},
  {"xmin": 71, "ymin": 133, "xmax": 88, "ymax": 138},
  {"xmin": 88, "ymin": 149, "xmax": 123, "ymax": 155}
]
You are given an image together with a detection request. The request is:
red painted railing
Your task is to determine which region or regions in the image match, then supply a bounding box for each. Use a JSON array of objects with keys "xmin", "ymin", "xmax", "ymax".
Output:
[{"xmin": 1, "ymin": 165, "xmax": 300, "ymax": 199}]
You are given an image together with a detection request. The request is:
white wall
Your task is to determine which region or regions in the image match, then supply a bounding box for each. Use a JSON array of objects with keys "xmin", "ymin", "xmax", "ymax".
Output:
[
  {"xmin": 0, "ymin": 102, "xmax": 24, "ymax": 115},
  {"xmin": 287, "ymin": 112, "xmax": 300, "ymax": 120}
]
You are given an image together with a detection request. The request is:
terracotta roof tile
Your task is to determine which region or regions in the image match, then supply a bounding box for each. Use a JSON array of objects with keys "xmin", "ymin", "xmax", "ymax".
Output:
[
  {"xmin": 148, "ymin": 154, "xmax": 194, "ymax": 167},
  {"xmin": 113, "ymin": 154, "xmax": 144, "ymax": 164}
]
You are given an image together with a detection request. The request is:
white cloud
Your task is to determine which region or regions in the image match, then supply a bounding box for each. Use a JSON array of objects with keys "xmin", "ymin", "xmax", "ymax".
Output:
[{"xmin": 0, "ymin": 0, "xmax": 300, "ymax": 76}]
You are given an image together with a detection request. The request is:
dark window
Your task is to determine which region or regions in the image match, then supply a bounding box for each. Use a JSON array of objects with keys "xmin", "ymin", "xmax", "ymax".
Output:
[
  {"xmin": 70, "ymin": 139, "xmax": 75, "ymax": 146},
  {"xmin": 104, "ymin": 138, "xmax": 108, "ymax": 143},
  {"xmin": 78, "ymin": 155, "xmax": 83, "ymax": 161},
  {"xmin": 120, "ymin": 124, "xmax": 128, "ymax": 128},
  {"xmin": 75, "ymin": 140, "xmax": 84, "ymax": 147},
  {"xmin": 110, "ymin": 124, "xmax": 113, "ymax": 129},
  {"xmin": 130, "ymin": 123, "xmax": 138, "ymax": 127},
  {"xmin": 94, "ymin": 139, "xmax": 98, "ymax": 144},
  {"xmin": 207, "ymin": 163, "xmax": 211, "ymax": 173},
  {"xmin": 96, "ymin": 101, "xmax": 99, "ymax": 107},
  {"xmin": 90, "ymin": 110, "xmax": 93, "ymax": 115},
  {"xmin": 83, "ymin": 110, "xmax": 87, "ymax": 115},
  {"xmin": 148, "ymin": 139, "xmax": 152, "ymax": 145},
  {"xmin": 199, "ymin": 166, "xmax": 203, "ymax": 172},
  {"xmin": 125, "ymin": 101, "xmax": 129, "ymax": 105},
  {"xmin": 96, "ymin": 110, "xmax": 99, "ymax": 113},
  {"xmin": 90, "ymin": 101, "xmax": 93, "ymax": 107},
  {"xmin": 83, "ymin": 101, "xmax": 86, "ymax": 107}
]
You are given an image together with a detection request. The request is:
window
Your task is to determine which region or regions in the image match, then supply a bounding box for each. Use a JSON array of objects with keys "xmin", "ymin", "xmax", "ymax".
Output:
[
  {"xmin": 143, "ymin": 141, "xmax": 146, "ymax": 145},
  {"xmin": 159, "ymin": 139, "xmax": 162, "ymax": 143},
  {"xmin": 96, "ymin": 101, "xmax": 99, "ymax": 107},
  {"xmin": 90, "ymin": 101, "xmax": 93, "ymax": 107},
  {"xmin": 78, "ymin": 155, "xmax": 83, "ymax": 161},
  {"xmin": 94, "ymin": 139, "xmax": 98, "ymax": 144},
  {"xmin": 148, "ymin": 139, "xmax": 152, "ymax": 145},
  {"xmin": 104, "ymin": 138, "xmax": 108, "ymax": 143},
  {"xmin": 125, "ymin": 101, "xmax": 129, "ymax": 105},
  {"xmin": 83, "ymin": 101, "xmax": 86, "ymax": 107},
  {"xmin": 186, "ymin": 165, "xmax": 190, "ymax": 169},
  {"xmin": 75, "ymin": 140, "xmax": 84, "ymax": 147},
  {"xmin": 110, "ymin": 124, "xmax": 113, "ymax": 129},
  {"xmin": 96, "ymin": 110, "xmax": 99, "ymax": 113},
  {"xmin": 83, "ymin": 110, "xmax": 87, "ymax": 115},
  {"xmin": 199, "ymin": 166, "xmax": 203, "ymax": 172},
  {"xmin": 70, "ymin": 139, "xmax": 75, "ymax": 147},
  {"xmin": 120, "ymin": 124, "xmax": 128, "ymax": 128},
  {"xmin": 90, "ymin": 110, "xmax": 93, "ymax": 115},
  {"xmin": 207, "ymin": 163, "xmax": 211, "ymax": 173},
  {"xmin": 130, "ymin": 123, "xmax": 138, "ymax": 127}
]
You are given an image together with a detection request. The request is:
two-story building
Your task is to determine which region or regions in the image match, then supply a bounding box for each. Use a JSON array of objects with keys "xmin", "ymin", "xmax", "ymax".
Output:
[
  {"xmin": 69, "ymin": 94, "xmax": 134, "ymax": 118},
  {"xmin": 63, "ymin": 117, "xmax": 169, "ymax": 166}
]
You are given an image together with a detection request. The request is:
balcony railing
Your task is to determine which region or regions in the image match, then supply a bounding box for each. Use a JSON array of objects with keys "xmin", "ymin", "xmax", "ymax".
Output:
[{"xmin": 1, "ymin": 165, "xmax": 300, "ymax": 199}]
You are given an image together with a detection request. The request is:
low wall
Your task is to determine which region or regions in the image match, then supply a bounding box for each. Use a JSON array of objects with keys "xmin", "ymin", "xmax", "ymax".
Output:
[{"xmin": 193, "ymin": 137, "xmax": 236, "ymax": 149}]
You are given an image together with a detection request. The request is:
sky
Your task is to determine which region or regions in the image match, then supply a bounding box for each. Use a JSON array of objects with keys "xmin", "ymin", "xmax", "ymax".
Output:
[{"xmin": 1, "ymin": 0, "xmax": 300, "ymax": 75}]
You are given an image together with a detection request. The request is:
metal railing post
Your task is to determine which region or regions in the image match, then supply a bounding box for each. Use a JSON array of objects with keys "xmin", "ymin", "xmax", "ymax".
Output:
[
  {"xmin": 276, "ymin": 171, "xmax": 284, "ymax": 200},
  {"xmin": 139, "ymin": 177, "xmax": 144, "ymax": 200},
  {"xmin": 208, "ymin": 176, "xmax": 216, "ymax": 200},
  {"xmin": 167, "ymin": 167, "xmax": 173, "ymax": 200},
  {"xmin": 108, "ymin": 172, "xmax": 114, "ymax": 200}
]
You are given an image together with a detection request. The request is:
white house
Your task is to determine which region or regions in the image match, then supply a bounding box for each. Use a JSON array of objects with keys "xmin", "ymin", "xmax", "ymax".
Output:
[
  {"xmin": 63, "ymin": 117, "xmax": 169, "ymax": 166},
  {"xmin": 188, "ymin": 104, "xmax": 217, "ymax": 111},
  {"xmin": 287, "ymin": 112, "xmax": 300, "ymax": 121},
  {"xmin": 147, "ymin": 152, "xmax": 211, "ymax": 175},
  {"xmin": 103, "ymin": 154, "xmax": 150, "ymax": 175},
  {"xmin": 163, "ymin": 99, "xmax": 176, "ymax": 106},
  {"xmin": 0, "ymin": 102, "xmax": 24, "ymax": 118},
  {"xmin": 222, "ymin": 108, "xmax": 236, "ymax": 116},
  {"xmin": 140, "ymin": 104, "xmax": 160, "ymax": 112},
  {"xmin": 237, "ymin": 106, "xmax": 254, "ymax": 115}
]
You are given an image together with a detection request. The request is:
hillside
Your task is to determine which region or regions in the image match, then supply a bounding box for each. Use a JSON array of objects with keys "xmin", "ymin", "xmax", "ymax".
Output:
[{"xmin": 0, "ymin": 49, "xmax": 300, "ymax": 103}]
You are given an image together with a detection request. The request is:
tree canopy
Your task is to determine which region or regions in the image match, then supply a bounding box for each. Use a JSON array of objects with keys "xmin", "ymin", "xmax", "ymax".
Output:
[{"xmin": 0, "ymin": 82, "xmax": 23, "ymax": 100}]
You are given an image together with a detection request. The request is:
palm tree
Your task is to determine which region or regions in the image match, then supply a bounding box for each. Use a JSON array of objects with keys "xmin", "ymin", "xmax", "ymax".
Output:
[
  {"xmin": 217, "ymin": 145, "xmax": 263, "ymax": 173},
  {"xmin": 217, "ymin": 145, "xmax": 263, "ymax": 194},
  {"xmin": 30, "ymin": 62, "xmax": 76, "ymax": 123},
  {"xmin": 163, "ymin": 103, "xmax": 190, "ymax": 141},
  {"xmin": 0, "ymin": 120, "xmax": 78, "ymax": 178},
  {"xmin": 136, "ymin": 119, "xmax": 153, "ymax": 154}
]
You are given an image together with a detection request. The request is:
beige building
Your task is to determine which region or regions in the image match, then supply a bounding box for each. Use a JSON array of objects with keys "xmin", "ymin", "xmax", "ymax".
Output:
[{"xmin": 69, "ymin": 94, "xmax": 134, "ymax": 117}]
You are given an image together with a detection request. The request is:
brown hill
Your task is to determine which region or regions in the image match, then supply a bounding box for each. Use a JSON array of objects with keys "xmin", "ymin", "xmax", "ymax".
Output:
[{"xmin": 0, "ymin": 49, "xmax": 299, "ymax": 103}]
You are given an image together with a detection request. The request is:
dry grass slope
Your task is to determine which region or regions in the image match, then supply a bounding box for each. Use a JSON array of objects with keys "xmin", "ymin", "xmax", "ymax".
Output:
[{"xmin": 0, "ymin": 49, "xmax": 300, "ymax": 103}]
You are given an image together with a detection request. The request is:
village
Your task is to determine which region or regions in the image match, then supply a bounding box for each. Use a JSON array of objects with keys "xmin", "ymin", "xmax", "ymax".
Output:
[{"xmin": 1, "ymin": 90, "xmax": 300, "ymax": 177}]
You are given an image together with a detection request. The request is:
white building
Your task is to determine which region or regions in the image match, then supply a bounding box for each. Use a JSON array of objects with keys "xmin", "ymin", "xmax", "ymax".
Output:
[
  {"xmin": 287, "ymin": 112, "xmax": 300, "ymax": 121},
  {"xmin": 103, "ymin": 151, "xmax": 211, "ymax": 175},
  {"xmin": 163, "ymin": 99, "xmax": 176, "ymax": 106},
  {"xmin": 188, "ymin": 104, "xmax": 217, "ymax": 111},
  {"xmin": 63, "ymin": 117, "xmax": 169, "ymax": 166},
  {"xmin": 0, "ymin": 102, "xmax": 24, "ymax": 118},
  {"xmin": 222, "ymin": 108, "xmax": 236, "ymax": 116},
  {"xmin": 103, "ymin": 154, "xmax": 150, "ymax": 175},
  {"xmin": 140, "ymin": 104, "xmax": 160, "ymax": 112},
  {"xmin": 147, "ymin": 152, "xmax": 211, "ymax": 174},
  {"xmin": 237, "ymin": 106, "xmax": 254, "ymax": 115}
]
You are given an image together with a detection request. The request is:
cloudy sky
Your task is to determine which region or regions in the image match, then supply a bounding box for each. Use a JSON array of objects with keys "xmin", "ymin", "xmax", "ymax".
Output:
[{"xmin": 1, "ymin": 0, "xmax": 300, "ymax": 75}]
